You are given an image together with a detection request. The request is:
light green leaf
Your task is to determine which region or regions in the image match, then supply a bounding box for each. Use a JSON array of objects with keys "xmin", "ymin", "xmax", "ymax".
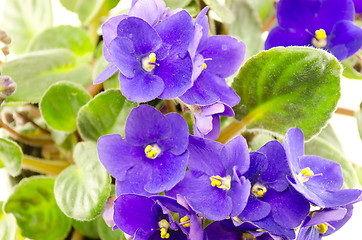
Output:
[
  {"xmin": 27, "ymin": 25, "xmax": 94, "ymax": 60},
  {"xmin": 0, "ymin": 0, "xmax": 52, "ymax": 54},
  {"xmin": 341, "ymin": 54, "xmax": 362, "ymax": 80},
  {"xmin": 305, "ymin": 125, "xmax": 360, "ymax": 189},
  {"xmin": 204, "ymin": 0, "xmax": 235, "ymax": 23},
  {"xmin": 0, "ymin": 138, "xmax": 22, "ymax": 177},
  {"xmin": 232, "ymin": 46, "xmax": 341, "ymax": 140},
  {"xmin": 164, "ymin": 0, "xmax": 192, "ymax": 9},
  {"xmin": 77, "ymin": 89, "xmax": 137, "ymax": 141},
  {"xmin": 3, "ymin": 49, "xmax": 92, "ymax": 103},
  {"xmin": 97, "ymin": 216, "xmax": 124, "ymax": 240},
  {"xmin": 73, "ymin": 219, "xmax": 99, "ymax": 239},
  {"xmin": 0, "ymin": 202, "xmax": 18, "ymax": 240},
  {"xmin": 226, "ymin": 0, "xmax": 263, "ymax": 59},
  {"xmin": 40, "ymin": 81, "xmax": 91, "ymax": 132},
  {"xmin": 3, "ymin": 176, "xmax": 72, "ymax": 240},
  {"xmin": 54, "ymin": 142, "xmax": 111, "ymax": 220}
]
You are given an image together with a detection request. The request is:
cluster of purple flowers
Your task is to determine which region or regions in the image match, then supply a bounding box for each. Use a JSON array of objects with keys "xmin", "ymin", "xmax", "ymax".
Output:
[
  {"xmin": 95, "ymin": 0, "xmax": 245, "ymax": 140},
  {"xmin": 97, "ymin": 105, "xmax": 362, "ymax": 240}
]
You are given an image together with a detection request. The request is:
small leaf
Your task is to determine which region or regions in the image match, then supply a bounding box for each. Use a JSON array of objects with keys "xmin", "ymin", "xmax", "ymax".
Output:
[
  {"xmin": 305, "ymin": 125, "xmax": 360, "ymax": 189},
  {"xmin": 226, "ymin": 0, "xmax": 263, "ymax": 58},
  {"xmin": 204, "ymin": 0, "xmax": 235, "ymax": 23},
  {"xmin": 341, "ymin": 54, "xmax": 362, "ymax": 80},
  {"xmin": 3, "ymin": 49, "xmax": 92, "ymax": 103},
  {"xmin": 97, "ymin": 216, "xmax": 124, "ymax": 240},
  {"xmin": 27, "ymin": 25, "xmax": 94, "ymax": 59},
  {"xmin": 77, "ymin": 89, "xmax": 137, "ymax": 141},
  {"xmin": 0, "ymin": 202, "xmax": 18, "ymax": 240},
  {"xmin": 73, "ymin": 219, "xmax": 99, "ymax": 239},
  {"xmin": 232, "ymin": 46, "xmax": 341, "ymax": 139},
  {"xmin": 40, "ymin": 81, "xmax": 91, "ymax": 132},
  {"xmin": 3, "ymin": 176, "xmax": 72, "ymax": 240},
  {"xmin": 164, "ymin": 0, "xmax": 192, "ymax": 9},
  {"xmin": 54, "ymin": 142, "xmax": 111, "ymax": 220},
  {"xmin": 0, "ymin": 138, "xmax": 22, "ymax": 177},
  {"xmin": 0, "ymin": 0, "xmax": 53, "ymax": 54}
]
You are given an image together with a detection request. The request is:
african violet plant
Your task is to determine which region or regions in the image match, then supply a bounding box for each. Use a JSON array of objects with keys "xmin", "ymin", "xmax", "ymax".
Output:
[{"xmin": 1, "ymin": 0, "xmax": 362, "ymax": 239}]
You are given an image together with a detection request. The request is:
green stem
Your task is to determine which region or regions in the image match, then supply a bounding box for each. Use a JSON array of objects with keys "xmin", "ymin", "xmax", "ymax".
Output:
[{"xmin": 22, "ymin": 155, "xmax": 70, "ymax": 176}]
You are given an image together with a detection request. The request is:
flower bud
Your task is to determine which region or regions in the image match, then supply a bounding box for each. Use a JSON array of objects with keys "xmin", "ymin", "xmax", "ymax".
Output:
[
  {"xmin": 0, "ymin": 30, "xmax": 11, "ymax": 45},
  {"xmin": 0, "ymin": 75, "xmax": 16, "ymax": 98}
]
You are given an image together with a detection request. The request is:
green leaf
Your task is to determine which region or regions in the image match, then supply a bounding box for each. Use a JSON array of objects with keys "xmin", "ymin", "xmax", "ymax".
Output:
[
  {"xmin": 204, "ymin": 0, "xmax": 235, "ymax": 23},
  {"xmin": 0, "ymin": 0, "xmax": 52, "ymax": 54},
  {"xmin": 305, "ymin": 125, "xmax": 360, "ymax": 189},
  {"xmin": 164, "ymin": 0, "xmax": 192, "ymax": 9},
  {"xmin": 247, "ymin": 0, "xmax": 275, "ymax": 23},
  {"xmin": 77, "ymin": 89, "xmax": 137, "ymax": 141},
  {"xmin": 341, "ymin": 54, "xmax": 362, "ymax": 80},
  {"xmin": 40, "ymin": 81, "xmax": 91, "ymax": 132},
  {"xmin": 232, "ymin": 46, "xmax": 341, "ymax": 140},
  {"xmin": 0, "ymin": 138, "xmax": 22, "ymax": 177},
  {"xmin": 0, "ymin": 202, "xmax": 18, "ymax": 240},
  {"xmin": 54, "ymin": 142, "xmax": 111, "ymax": 220},
  {"xmin": 3, "ymin": 176, "xmax": 72, "ymax": 240},
  {"xmin": 97, "ymin": 216, "xmax": 124, "ymax": 240},
  {"xmin": 226, "ymin": 0, "xmax": 263, "ymax": 59},
  {"xmin": 354, "ymin": 165, "xmax": 362, "ymax": 187},
  {"xmin": 73, "ymin": 219, "xmax": 99, "ymax": 239},
  {"xmin": 3, "ymin": 49, "xmax": 92, "ymax": 103},
  {"xmin": 357, "ymin": 104, "xmax": 362, "ymax": 140},
  {"xmin": 27, "ymin": 25, "xmax": 94, "ymax": 60}
]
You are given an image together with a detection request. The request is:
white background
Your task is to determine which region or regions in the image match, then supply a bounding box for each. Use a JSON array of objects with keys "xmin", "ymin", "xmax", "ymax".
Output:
[{"xmin": 0, "ymin": 0, "xmax": 362, "ymax": 239}]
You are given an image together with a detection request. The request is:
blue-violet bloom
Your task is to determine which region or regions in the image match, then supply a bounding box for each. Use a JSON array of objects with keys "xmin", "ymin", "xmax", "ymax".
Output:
[
  {"xmin": 265, "ymin": 0, "xmax": 362, "ymax": 61},
  {"xmin": 283, "ymin": 127, "xmax": 362, "ymax": 208},
  {"xmin": 97, "ymin": 104, "xmax": 189, "ymax": 196},
  {"xmin": 167, "ymin": 136, "xmax": 251, "ymax": 220},
  {"xmin": 353, "ymin": 0, "xmax": 362, "ymax": 13}
]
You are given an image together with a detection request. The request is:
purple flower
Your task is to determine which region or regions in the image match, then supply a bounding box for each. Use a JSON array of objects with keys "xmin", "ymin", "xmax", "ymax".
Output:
[
  {"xmin": 265, "ymin": 0, "xmax": 362, "ymax": 61},
  {"xmin": 190, "ymin": 102, "xmax": 234, "ymax": 140},
  {"xmin": 353, "ymin": 0, "xmax": 362, "ymax": 13},
  {"xmin": 179, "ymin": 7, "xmax": 245, "ymax": 106},
  {"xmin": 167, "ymin": 135, "xmax": 251, "ymax": 221},
  {"xmin": 95, "ymin": 10, "xmax": 194, "ymax": 102},
  {"xmin": 205, "ymin": 220, "xmax": 286, "ymax": 240},
  {"xmin": 97, "ymin": 104, "xmax": 189, "ymax": 196},
  {"xmin": 113, "ymin": 194, "xmax": 188, "ymax": 239},
  {"xmin": 237, "ymin": 141, "xmax": 310, "ymax": 239},
  {"xmin": 283, "ymin": 127, "xmax": 362, "ymax": 208},
  {"xmin": 297, "ymin": 205, "xmax": 353, "ymax": 240}
]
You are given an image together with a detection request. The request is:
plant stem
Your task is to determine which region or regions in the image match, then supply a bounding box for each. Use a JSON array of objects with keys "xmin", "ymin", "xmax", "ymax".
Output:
[
  {"xmin": 335, "ymin": 107, "xmax": 355, "ymax": 117},
  {"xmin": 262, "ymin": 14, "xmax": 276, "ymax": 32},
  {"xmin": 22, "ymin": 155, "xmax": 70, "ymax": 176},
  {"xmin": 86, "ymin": 82, "xmax": 103, "ymax": 97},
  {"xmin": 15, "ymin": 111, "xmax": 51, "ymax": 134},
  {"xmin": 71, "ymin": 229, "xmax": 84, "ymax": 240},
  {"xmin": 165, "ymin": 100, "xmax": 177, "ymax": 112}
]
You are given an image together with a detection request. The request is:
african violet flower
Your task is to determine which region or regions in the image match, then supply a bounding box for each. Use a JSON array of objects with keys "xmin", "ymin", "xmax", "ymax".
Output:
[
  {"xmin": 265, "ymin": 0, "xmax": 362, "ymax": 61},
  {"xmin": 205, "ymin": 219, "xmax": 286, "ymax": 240},
  {"xmin": 167, "ymin": 135, "xmax": 251, "ymax": 221},
  {"xmin": 236, "ymin": 141, "xmax": 310, "ymax": 239},
  {"xmin": 283, "ymin": 127, "xmax": 362, "ymax": 208},
  {"xmin": 95, "ymin": 10, "xmax": 194, "ymax": 102},
  {"xmin": 97, "ymin": 104, "xmax": 189, "ymax": 196},
  {"xmin": 189, "ymin": 102, "xmax": 234, "ymax": 140},
  {"xmin": 353, "ymin": 0, "xmax": 362, "ymax": 14},
  {"xmin": 297, "ymin": 205, "xmax": 353, "ymax": 240},
  {"xmin": 113, "ymin": 194, "xmax": 188, "ymax": 239},
  {"xmin": 179, "ymin": 7, "xmax": 245, "ymax": 107}
]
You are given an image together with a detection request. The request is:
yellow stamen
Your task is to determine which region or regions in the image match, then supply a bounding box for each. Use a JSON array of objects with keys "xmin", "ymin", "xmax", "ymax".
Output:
[
  {"xmin": 315, "ymin": 29, "xmax": 327, "ymax": 40},
  {"xmin": 298, "ymin": 167, "xmax": 315, "ymax": 183},
  {"xmin": 312, "ymin": 29, "xmax": 327, "ymax": 48},
  {"xmin": 252, "ymin": 183, "xmax": 267, "ymax": 197},
  {"xmin": 202, "ymin": 63, "xmax": 207, "ymax": 70},
  {"xmin": 144, "ymin": 144, "xmax": 161, "ymax": 159},
  {"xmin": 315, "ymin": 223, "xmax": 328, "ymax": 234},
  {"xmin": 180, "ymin": 215, "xmax": 190, "ymax": 227},
  {"xmin": 142, "ymin": 52, "xmax": 157, "ymax": 72},
  {"xmin": 232, "ymin": 216, "xmax": 243, "ymax": 224},
  {"xmin": 210, "ymin": 175, "xmax": 231, "ymax": 190},
  {"xmin": 159, "ymin": 219, "xmax": 170, "ymax": 239}
]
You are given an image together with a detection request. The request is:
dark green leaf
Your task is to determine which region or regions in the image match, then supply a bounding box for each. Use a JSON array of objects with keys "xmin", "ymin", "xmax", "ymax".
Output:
[
  {"xmin": 54, "ymin": 142, "xmax": 111, "ymax": 220},
  {"xmin": 232, "ymin": 46, "xmax": 341, "ymax": 139},
  {"xmin": 0, "ymin": 0, "xmax": 52, "ymax": 54},
  {"xmin": 3, "ymin": 49, "xmax": 92, "ymax": 103},
  {"xmin": 0, "ymin": 202, "xmax": 18, "ymax": 240},
  {"xmin": 3, "ymin": 176, "xmax": 72, "ymax": 240},
  {"xmin": 73, "ymin": 219, "xmax": 99, "ymax": 239},
  {"xmin": 77, "ymin": 89, "xmax": 137, "ymax": 141},
  {"xmin": 40, "ymin": 81, "xmax": 91, "ymax": 132},
  {"xmin": 204, "ymin": 0, "xmax": 234, "ymax": 23},
  {"xmin": 226, "ymin": 0, "xmax": 263, "ymax": 58},
  {"xmin": 305, "ymin": 125, "xmax": 360, "ymax": 189},
  {"xmin": 27, "ymin": 25, "xmax": 94, "ymax": 60},
  {"xmin": 0, "ymin": 138, "xmax": 22, "ymax": 177}
]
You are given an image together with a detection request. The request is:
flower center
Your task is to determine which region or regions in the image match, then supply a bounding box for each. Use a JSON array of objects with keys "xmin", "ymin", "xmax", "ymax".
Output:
[
  {"xmin": 180, "ymin": 215, "xmax": 190, "ymax": 228},
  {"xmin": 158, "ymin": 219, "xmax": 170, "ymax": 239},
  {"xmin": 315, "ymin": 223, "xmax": 328, "ymax": 234},
  {"xmin": 312, "ymin": 29, "xmax": 327, "ymax": 48},
  {"xmin": 242, "ymin": 233, "xmax": 256, "ymax": 240},
  {"xmin": 297, "ymin": 167, "xmax": 322, "ymax": 183},
  {"xmin": 202, "ymin": 63, "xmax": 207, "ymax": 70},
  {"xmin": 210, "ymin": 175, "xmax": 231, "ymax": 190},
  {"xmin": 142, "ymin": 52, "xmax": 157, "ymax": 72},
  {"xmin": 144, "ymin": 144, "xmax": 161, "ymax": 159},
  {"xmin": 251, "ymin": 183, "xmax": 267, "ymax": 197}
]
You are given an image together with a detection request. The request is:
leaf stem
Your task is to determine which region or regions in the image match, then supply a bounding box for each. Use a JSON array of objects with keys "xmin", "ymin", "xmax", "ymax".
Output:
[
  {"xmin": 15, "ymin": 111, "xmax": 51, "ymax": 134},
  {"xmin": 335, "ymin": 107, "xmax": 355, "ymax": 117},
  {"xmin": 21, "ymin": 155, "xmax": 70, "ymax": 176},
  {"xmin": 165, "ymin": 100, "xmax": 177, "ymax": 112},
  {"xmin": 262, "ymin": 14, "xmax": 276, "ymax": 32},
  {"xmin": 71, "ymin": 229, "xmax": 84, "ymax": 240},
  {"xmin": 86, "ymin": 82, "xmax": 103, "ymax": 97}
]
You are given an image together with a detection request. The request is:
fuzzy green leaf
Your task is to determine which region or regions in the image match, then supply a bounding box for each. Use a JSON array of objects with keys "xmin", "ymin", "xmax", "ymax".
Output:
[{"xmin": 0, "ymin": 138, "xmax": 22, "ymax": 177}]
